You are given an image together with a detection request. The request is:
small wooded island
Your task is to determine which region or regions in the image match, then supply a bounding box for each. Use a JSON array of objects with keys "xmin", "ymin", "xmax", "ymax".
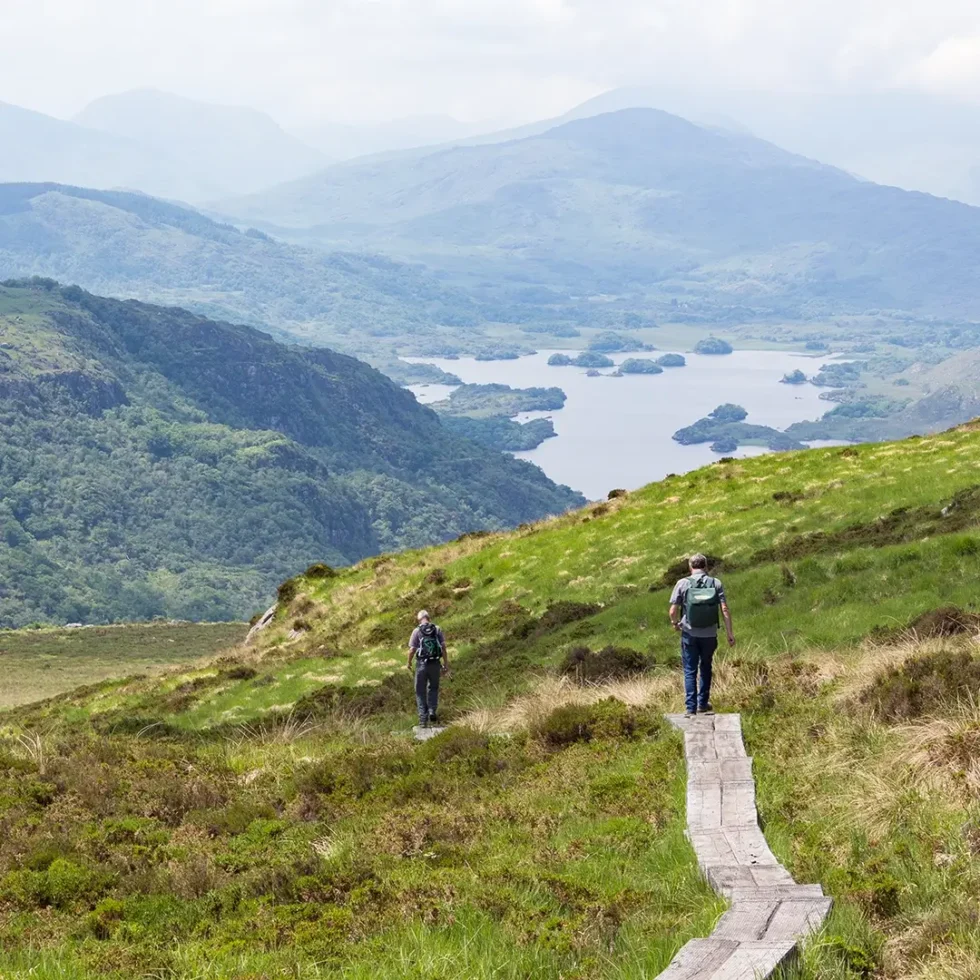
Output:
[
  {"xmin": 548, "ymin": 352, "xmax": 615, "ymax": 368},
  {"xmin": 673, "ymin": 403, "xmax": 804, "ymax": 452},
  {"xmin": 619, "ymin": 358, "xmax": 663, "ymax": 375},
  {"xmin": 694, "ymin": 337, "xmax": 734, "ymax": 355}
]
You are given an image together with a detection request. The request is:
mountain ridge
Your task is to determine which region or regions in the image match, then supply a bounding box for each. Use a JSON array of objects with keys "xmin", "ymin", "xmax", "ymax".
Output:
[
  {"xmin": 218, "ymin": 107, "xmax": 980, "ymax": 322},
  {"xmin": 74, "ymin": 88, "xmax": 326, "ymax": 197}
]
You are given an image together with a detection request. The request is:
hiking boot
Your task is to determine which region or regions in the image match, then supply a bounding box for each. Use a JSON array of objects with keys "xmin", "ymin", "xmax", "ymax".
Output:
[
  {"xmin": 429, "ymin": 713, "xmax": 438, "ymax": 726},
  {"xmin": 418, "ymin": 718, "xmax": 429, "ymax": 729},
  {"xmin": 684, "ymin": 710, "xmax": 696, "ymax": 718},
  {"xmin": 699, "ymin": 704, "xmax": 715, "ymax": 716}
]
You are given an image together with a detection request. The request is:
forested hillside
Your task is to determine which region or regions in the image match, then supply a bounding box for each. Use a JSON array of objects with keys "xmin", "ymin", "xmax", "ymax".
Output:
[{"xmin": 0, "ymin": 280, "xmax": 582, "ymax": 627}]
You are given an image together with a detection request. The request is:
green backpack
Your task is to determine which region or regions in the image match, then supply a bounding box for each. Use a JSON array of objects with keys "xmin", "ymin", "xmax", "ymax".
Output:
[
  {"xmin": 685, "ymin": 575, "xmax": 720, "ymax": 629},
  {"xmin": 417, "ymin": 623, "xmax": 443, "ymax": 662}
]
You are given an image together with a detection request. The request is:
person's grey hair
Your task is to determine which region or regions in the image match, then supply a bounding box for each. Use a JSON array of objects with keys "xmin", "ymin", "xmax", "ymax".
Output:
[
  {"xmin": 689, "ymin": 554, "xmax": 708, "ymax": 570},
  {"xmin": 417, "ymin": 610, "xmax": 430, "ymax": 622}
]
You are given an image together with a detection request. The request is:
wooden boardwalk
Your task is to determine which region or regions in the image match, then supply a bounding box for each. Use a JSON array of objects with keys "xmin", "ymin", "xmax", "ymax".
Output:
[{"xmin": 657, "ymin": 713, "xmax": 831, "ymax": 979}]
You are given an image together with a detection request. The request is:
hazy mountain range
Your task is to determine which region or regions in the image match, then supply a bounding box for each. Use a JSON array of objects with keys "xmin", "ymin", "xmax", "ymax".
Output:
[
  {"xmin": 6, "ymin": 85, "xmax": 980, "ymax": 206},
  {"xmin": 0, "ymin": 182, "xmax": 481, "ymax": 352},
  {"xmin": 222, "ymin": 108, "xmax": 980, "ymax": 322},
  {"xmin": 1, "ymin": 90, "xmax": 328, "ymax": 203},
  {"xmin": 74, "ymin": 89, "xmax": 327, "ymax": 197}
]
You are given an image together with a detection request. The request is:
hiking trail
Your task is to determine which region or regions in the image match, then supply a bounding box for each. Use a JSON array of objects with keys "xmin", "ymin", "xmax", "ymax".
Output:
[{"xmin": 656, "ymin": 713, "xmax": 831, "ymax": 979}]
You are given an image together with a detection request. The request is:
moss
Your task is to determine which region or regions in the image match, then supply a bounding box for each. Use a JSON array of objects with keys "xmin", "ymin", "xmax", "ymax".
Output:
[{"xmin": 559, "ymin": 645, "xmax": 653, "ymax": 682}]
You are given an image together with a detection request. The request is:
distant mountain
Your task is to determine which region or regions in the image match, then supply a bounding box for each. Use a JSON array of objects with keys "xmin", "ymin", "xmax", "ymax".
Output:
[
  {"xmin": 75, "ymin": 89, "xmax": 326, "ymax": 197},
  {"xmin": 0, "ymin": 182, "xmax": 480, "ymax": 352},
  {"xmin": 294, "ymin": 114, "xmax": 477, "ymax": 161},
  {"xmin": 0, "ymin": 279, "xmax": 582, "ymax": 627},
  {"xmin": 220, "ymin": 108, "xmax": 980, "ymax": 322},
  {"xmin": 557, "ymin": 86, "xmax": 980, "ymax": 206},
  {"xmin": 0, "ymin": 101, "xmax": 214, "ymax": 202}
]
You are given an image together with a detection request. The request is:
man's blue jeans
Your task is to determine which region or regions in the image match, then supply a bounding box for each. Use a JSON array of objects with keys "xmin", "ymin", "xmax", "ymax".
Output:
[
  {"xmin": 681, "ymin": 633, "xmax": 717, "ymax": 713},
  {"xmin": 415, "ymin": 660, "xmax": 442, "ymax": 722}
]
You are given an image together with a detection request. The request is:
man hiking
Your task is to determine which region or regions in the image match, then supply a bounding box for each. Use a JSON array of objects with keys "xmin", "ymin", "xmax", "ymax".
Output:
[
  {"xmin": 669, "ymin": 554, "xmax": 735, "ymax": 717},
  {"xmin": 408, "ymin": 610, "xmax": 450, "ymax": 727}
]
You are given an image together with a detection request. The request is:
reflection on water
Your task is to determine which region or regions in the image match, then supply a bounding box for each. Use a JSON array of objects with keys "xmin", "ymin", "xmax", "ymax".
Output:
[{"xmin": 408, "ymin": 349, "xmax": 835, "ymax": 500}]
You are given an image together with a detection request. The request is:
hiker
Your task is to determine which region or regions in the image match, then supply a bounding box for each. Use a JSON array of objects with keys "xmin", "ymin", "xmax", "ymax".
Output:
[
  {"xmin": 669, "ymin": 554, "xmax": 735, "ymax": 717},
  {"xmin": 408, "ymin": 610, "xmax": 449, "ymax": 727}
]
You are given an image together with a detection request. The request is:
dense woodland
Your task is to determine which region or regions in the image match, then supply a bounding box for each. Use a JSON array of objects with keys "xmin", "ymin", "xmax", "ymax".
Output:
[{"xmin": 0, "ymin": 280, "xmax": 582, "ymax": 627}]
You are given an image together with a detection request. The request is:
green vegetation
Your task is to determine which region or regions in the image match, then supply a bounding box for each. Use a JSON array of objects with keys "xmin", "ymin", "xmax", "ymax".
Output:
[
  {"xmin": 0, "ymin": 622, "xmax": 246, "ymax": 708},
  {"xmin": 618, "ymin": 359, "xmax": 663, "ymax": 375},
  {"xmin": 656, "ymin": 354, "xmax": 686, "ymax": 368},
  {"xmin": 549, "ymin": 352, "xmax": 622, "ymax": 370},
  {"xmin": 428, "ymin": 384, "xmax": 563, "ymax": 451},
  {"xmin": 0, "ymin": 184, "xmax": 487, "ymax": 357},
  {"xmin": 474, "ymin": 347, "xmax": 522, "ymax": 361},
  {"xmin": 587, "ymin": 332, "xmax": 649, "ymax": 353},
  {"xmin": 673, "ymin": 404, "xmax": 804, "ymax": 451},
  {"xmin": 373, "ymin": 360, "xmax": 462, "ymax": 386},
  {"xmin": 693, "ymin": 337, "xmax": 734, "ymax": 355},
  {"xmin": 441, "ymin": 416, "xmax": 556, "ymax": 451},
  {"xmin": 0, "ymin": 280, "xmax": 581, "ymax": 627},
  {"xmin": 781, "ymin": 369, "xmax": 807, "ymax": 385},
  {"xmin": 709, "ymin": 403, "xmax": 747, "ymax": 422},
  {"xmin": 3, "ymin": 424, "xmax": 980, "ymax": 975},
  {"xmin": 573, "ymin": 352, "xmax": 615, "ymax": 369},
  {"xmin": 429, "ymin": 383, "xmax": 566, "ymax": 418}
]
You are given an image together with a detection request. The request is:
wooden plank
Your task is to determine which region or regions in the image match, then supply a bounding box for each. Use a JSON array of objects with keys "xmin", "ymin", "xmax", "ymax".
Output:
[
  {"xmin": 689, "ymin": 758, "xmax": 755, "ymax": 784},
  {"xmin": 713, "ymin": 733, "xmax": 748, "ymax": 759},
  {"xmin": 689, "ymin": 830, "xmax": 739, "ymax": 867},
  {"xmin": 688, "ymin": 782, "xmax": 722, "ymax": 832},
  {"xmin": 705, "ymin": 865, "xmax": 796, "ymax": 896},
  {"xmin": 654, "ymin": 939, "xmax": 740, "ymax": 979},
  {"xmin": 706, "ymin": 940, "xmax": 796, "ymax": 979},
  {"xmin": 729, "ymin": 883, "xmax": 825, "ymax": 903},
  {"xmin": 722, "ymin": 827, "xmax": 780, "ymax": 866},
  {"xmin": 686, "ymin": 733, "xmax": 719, "ymax": 761},
  {"xmin": 720, "ymin": 781, "xmax": 758, "ymax": 828},
  {"xmin": 712, "ymin": 901, "xmax": 779, "ymax": 941},
  {"xmin": 713, "ymin": 714, "xmax": 742, "ymax": 734},
  {"xmin": 763, "ymin": 898, "xmax": 833, "ymax": 942}
]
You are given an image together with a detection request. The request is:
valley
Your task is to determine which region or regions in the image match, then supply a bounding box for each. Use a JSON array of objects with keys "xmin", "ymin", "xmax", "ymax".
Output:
[
  {"xmin": 2, "ymin": 425, "xmax": 979, "ymax": 977},
  {"xmin": 6, "ymin": 13, "xmax": 980, "ymax": 980}
]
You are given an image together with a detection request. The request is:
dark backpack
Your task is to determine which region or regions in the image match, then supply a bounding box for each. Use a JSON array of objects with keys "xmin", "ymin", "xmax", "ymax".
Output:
[
  {"xmin": 417, "ymin": 623, "xmax": 443, "ymax": 662},
  {"xmin": 684, "ymin": 575, "xmax": 721, "ymax": 629}
]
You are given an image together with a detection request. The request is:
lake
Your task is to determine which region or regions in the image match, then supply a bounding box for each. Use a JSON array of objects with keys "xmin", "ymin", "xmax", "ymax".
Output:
[{"xmin": 407, "ymin": 349, "xmax": 837, "ymax": 500}]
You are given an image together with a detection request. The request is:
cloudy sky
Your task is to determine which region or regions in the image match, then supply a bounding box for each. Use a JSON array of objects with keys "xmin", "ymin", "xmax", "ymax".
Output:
[{"xmin": 3, "ymin": 0, "xmax": 980, "ymax": 125}]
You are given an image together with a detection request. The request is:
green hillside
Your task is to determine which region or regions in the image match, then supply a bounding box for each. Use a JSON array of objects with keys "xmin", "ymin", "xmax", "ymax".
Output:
[
  {"xmin": 3, "ymin": 425, "xmax": 980, "ymax": 977},
  {"xmin": 0, "ymin": 183, "xmax": 483, "ymax": 354},
  {"xmin": 0, "ymin": 279, "xmax": 581, "ymax": 627},
  {"xmin": 224, "ymin": 108, "xmax": 980, "ymax": 328}
]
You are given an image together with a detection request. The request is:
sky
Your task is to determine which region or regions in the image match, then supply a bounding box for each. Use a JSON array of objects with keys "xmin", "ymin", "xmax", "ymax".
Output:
[{"xmin": 3, "ymin": 0, "xmax": 980, "ymax": 126}]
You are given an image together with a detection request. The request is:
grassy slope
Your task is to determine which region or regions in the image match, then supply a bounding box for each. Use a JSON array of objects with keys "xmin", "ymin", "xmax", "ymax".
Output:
[
  {"xmin": 2, "ymin": 425, "xmax": 980, "ymax": 977},
  {"xmin": 0, "ymin": 623, "xmax": 247, "ymax": 709}
]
